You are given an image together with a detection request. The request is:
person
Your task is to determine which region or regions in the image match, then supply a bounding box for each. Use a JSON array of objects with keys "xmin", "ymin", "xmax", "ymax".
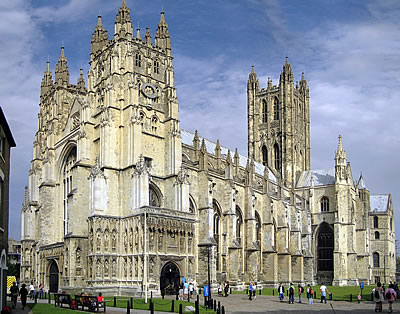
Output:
[
  {"xmin": 373, "ymin": 282, "xmax": 384, "ymax": 313},
  {"xmin": 307, "ymin": 284, "xmax": 313, "ymax": 305},
  {"xmin": 298, "ymin": 284, "xmax": 304, "ymax": 303},
  {"xmin": 10, "ymin": 282, "xmax": 19, "ymax": 309},
  {"xmin": 29, "ymin": 282, "xmax": 35, "ymax": 300},
  {"xmin": 278, "ymin": 283, "xmax": 285, "ymax": 302},
  {"xmin": 320, "ymin": 283, "xmax": 328, "ymax": 303},
  {"xmin": 248, "ymin": 282, "xmax": 253, "ymax": 300},
  {"xmin": 19, "ymin": 284, "xmax": 28, "ymax": 310},
  {"xmin": 39, "ymin": 283, "xmax": 44, "ymax": 299},
  {"xmin": 357, "ymin": 293, "xmax": 361, "ymax": 304},
  {"xmin": 97, "ymin": 292, "xmax": 104, "ymax": 302},
  {"xmin": 189, "ymin": 282, "xmax": 194, "ymax": 296},
  {"xmin": 252, "ymin": 282, "xmax": 257, "ymax": 300},
  {"xmin": 385, "ymin": 283, "xmax": 397, "ymax": 313},
  {"xmin": 288, "ymin": 283, "xmax": 295, "ymax": 304},
  {"xmin": 218, "ymin": 283, "xmax": 223, "ymax": 296},
  {"xmin": 224, "ymin": 281, "xmax": 230, "ymax": 297},
  {"xmin": 183, "ymin": 280, "xmax": 189, "ymax": 300},
  {"xmin": 178, "ymin": 282, "xmax": 184, "ymax": 300}
]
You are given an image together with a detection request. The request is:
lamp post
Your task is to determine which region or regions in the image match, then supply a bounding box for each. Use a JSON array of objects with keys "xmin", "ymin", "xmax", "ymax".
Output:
[{"xmin": 207, "ymin": 244, "xmax": 211, "ymax": 299}]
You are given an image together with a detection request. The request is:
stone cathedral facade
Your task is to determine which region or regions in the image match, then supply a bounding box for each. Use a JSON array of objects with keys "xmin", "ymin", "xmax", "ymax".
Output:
[{"xmin": 21, "ymin": 1, "xmax": 396, "ymax": 294}]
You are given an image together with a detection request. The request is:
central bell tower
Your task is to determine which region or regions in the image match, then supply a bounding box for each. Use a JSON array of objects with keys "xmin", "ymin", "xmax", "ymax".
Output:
[{"xmin": 247, "ymin": 58, "xmax": 310, "ymax": 187}]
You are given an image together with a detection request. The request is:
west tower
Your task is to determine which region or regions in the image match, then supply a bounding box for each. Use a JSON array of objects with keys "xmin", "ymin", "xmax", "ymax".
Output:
[{"xmin": 247, "ymin": 58, "xmax": 310, "ymax": 186}]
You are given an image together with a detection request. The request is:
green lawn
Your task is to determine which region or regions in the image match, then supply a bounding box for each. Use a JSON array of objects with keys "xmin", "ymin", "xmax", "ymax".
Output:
[{"xmin": 27, "ymin": 303, "xmax": 76, "ymax": 314}]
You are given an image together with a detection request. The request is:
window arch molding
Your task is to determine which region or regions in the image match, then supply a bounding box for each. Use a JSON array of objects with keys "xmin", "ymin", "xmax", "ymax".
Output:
[
  {"xmin": 213, "ymin": 199, "xmax": 222, "ymax": 270},
  {"xmin": 56, "ymin": 142, "xmax": 78, "ymax": 180},
  {"xmin": 189, "ymin": 194, "xmax": 196, "ymax": 214},
  {"xmin": 273, "ymin": 97, "xmax": 279, "ymax": 120}
]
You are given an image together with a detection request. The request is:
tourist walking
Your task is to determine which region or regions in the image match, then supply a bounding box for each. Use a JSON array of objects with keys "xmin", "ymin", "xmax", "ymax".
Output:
[
  {"xmin": 10, "ymin": 282, "xmax": 19, "ymax": 309},
  {"xmin": 224, "ymin": 281, "xmax": 230, "ymax": 297},
  {"xmin": 385, "ymin": 283, "xmax": 397, "ymax": 313},
  {"xmin": 288, "ymin": 283, "xmax": 295, "ymax": 304},
  {"xmin": 373, "ymin": 282, "xmax": 384, "ymax": 312},
  {"xmin": 248, "ymin": 282, "xmax": 253, "ymax": 300},
  {"xmin": 252, "ymin": 282, "xmax": 257, "ymax": 300},
  {"xmin": 20, "ymin": 284, "xmax": 28, "ymax": 310},
  {"xmin": 29, "ymin": 281, "xmax": 35, "ymax": 300},
  {"xmin": 278, "ymin": 283, "xmax": 285, "ymax": 302},
  {"xmin": 307, "ymin": 284, "xmax": 313, "ymax": 305},
  {"xmin": 298, "ymin": 284, "xmax": 304, "ymax": 303},
  {"xmin": 320, "ymin": 283, "xmax": 328, "ymax": 303}
]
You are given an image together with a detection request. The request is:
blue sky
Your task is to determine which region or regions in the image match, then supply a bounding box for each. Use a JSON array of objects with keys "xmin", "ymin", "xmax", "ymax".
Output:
[{"xmin": 2, "ymin": 0, "xmax": 400, "ymax": 246}]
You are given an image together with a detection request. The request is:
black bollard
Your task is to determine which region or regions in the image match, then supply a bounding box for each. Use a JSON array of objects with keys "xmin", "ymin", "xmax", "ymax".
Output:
[
  {"xmin": 371, "ymin": 292, "xmax": 374, "ymax": 302},
  {"xmin": 213, "ymin": 299, "xmax": 217, "ymax": 311},
  {"xmin": 314, "ymin": 291, "xmax": 316, "ymax": 299},
  {"xmin": 246, "ymin": 288, "xmax": 248, "ymax": 295},
  {"xmin": 171, "ymin": 300, "xmax": 175, "ymax": 312},
  {"xmin": 197, "ymin": 294, "xmax": 199, "ymax": 303},
  {"xmin": 218, "ymin": 301, "xmax": 221, "ymax": 312},
  {"xmin": 287, "ymin": 290, "xmax": 288, "ymax": 296},
  {"xmin": 222, "ymin": 305, "xmax": 225, "ymax": 314},
  {"xmin": 329, "ymin": 293, "xmax": 332, "ymax": 301},
  {"xmin": 176, "ymin": 293, "xmax": 178, "ymax": 300},
  {"xmin": 259, "ymin": 289, "xmax": 262, "ymax": 295},
  {"xmin": 350, "ymin": 294, "xmax": 352, "ymax": 302},
  {"xmin": 195, "ymin": 300, "xmax": 199, "ymax": 314},
  {"xmin": 150, "ymin": 300, "xmax": 154, "ymax": 313},
  {"xmin": 48, "ymin": 292, "xmax": 51, "ymax": 304},
  {"xmin": 130, "ymin": 297, "xmax": 133, "ymax": 309},
  {"xmin": 273, "ymin": 289, "xmax": 275, "ymax": 296},
  {"xmin": 126, "ymin": 301, "xmax": 130, "ymax": 314},
  {"xmin": 114, "ymin": 296, "xmax": 117, "ymax": 307},
  {"xmin": 179, "ymin": 303, "xmax": 183, "ymax": 314},
  {"xmin": 204, "ymin": 296, "xmax": 207, "ymax": 308},
  {"xmin": 230, "ymin": 288, "xmax": 232, "ymax": 294},
  {"xmin": 199, "ymin": 288, "xmax": 202, "ymax": 295},
  {"xmin": 35, "ymin": 293, "xmax": 38, "ymax": 304},
  {"xmin": 151, "ymin": 291, "xmax": 153, "ymax": 299}
]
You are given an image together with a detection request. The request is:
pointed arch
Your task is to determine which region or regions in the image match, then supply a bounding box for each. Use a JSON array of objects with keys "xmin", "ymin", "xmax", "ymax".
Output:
[
  {"xmin": 213, "ymin": 199, "xmax": 222, "ymax": 271},
  {"xmin": 373, "ymin": 252, "xmax": 380, "ymax": 268},
  {"xmin": 235, "ymin": 206, "xmax": 243, "ymax": 244},
  {"xmin": 189, "ymin": 194, "xmax": 196, "ymax": 214},
  {"xmin": 317, "ymin": 222, "xmax": 334, "ymax": 272},
  {"xmin": 273, "ymin": 97, "xmax": 279, "ymax": 120},
  {"xmin": 149, "ymin": 182, "xmax": 162, "ymax": 207},
  {"xmin": 274, "ymin": 143, "xmax": 280, "ymax": 172},
  {"xmin": 262, "ymin": 145, "xmax": 268, "ymax": 167}
]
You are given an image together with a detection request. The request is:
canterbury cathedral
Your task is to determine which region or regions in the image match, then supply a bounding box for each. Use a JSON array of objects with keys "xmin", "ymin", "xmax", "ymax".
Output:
[{"xmin": 21, "ymin": 1, "xmax": 396, "ymax": 295}]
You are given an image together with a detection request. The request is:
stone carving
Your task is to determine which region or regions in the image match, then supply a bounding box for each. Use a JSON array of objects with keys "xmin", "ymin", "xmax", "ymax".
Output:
[{"xmin": 89, "ymin": 157, "xmax": 106, "ymax": 179}]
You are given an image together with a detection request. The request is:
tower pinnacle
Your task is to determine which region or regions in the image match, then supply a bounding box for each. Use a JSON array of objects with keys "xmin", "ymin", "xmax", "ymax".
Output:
[
  {"xmin": 114, "ymin": 0, "xmax": 133, "ymax": 40},
  {"xmin": 155, "ymin": 11, "xmax": 171, "ymax": 54},
  {"xmin": 55, "ymin": 46, "xmax": 69, "ymax": 86},
  {"xmin": 91, "ymin": 15, "xmax": 109, "ymax": 55}
]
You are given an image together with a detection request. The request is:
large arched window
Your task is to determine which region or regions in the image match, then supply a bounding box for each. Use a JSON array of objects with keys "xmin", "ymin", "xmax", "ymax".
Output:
[
  {"xmin": 262, "ymin": 100, "xmax": 268, "ymax": 123},
  {"xmin": 373, "ymin": 252, "xmax": 380, "ymax": 268},
  {"xmin": 262, "ymin": 146, "xmax": 268, "ymax": 167},
  {"xmin": 317, "ymin": 222, "xmax": 334, "ymax": 272},
  {"xmin": 235, "ymin": 206, "xmax": 243, "ymax": 244},
  {"xmin": 213, "ymin": 200, "xmax": 221, "ymax": 270},
  {"xmin": 375, "ymin": 231, "xmax": 380, "ymax": 240},
  {"xmin": 274, "ymin": 143, "xmax": 280, "ymax": 172},
  {"xmin": 273, "ymin": 97, "xmax": 279, "ymax": 120},
  {"xmin": 63, "ymin": 147, "xmax": 76, "ymax": 236},
  {"xmin": 373, "ymin": 216, "xmax": 378, "ymax": 228},
  {"xmin": 255, "ymin": 211, "xmax": 261, "ymax": 243},
  {"xmin": 320, "ymin": 197, "xmax": 329, "ymax": 212}
]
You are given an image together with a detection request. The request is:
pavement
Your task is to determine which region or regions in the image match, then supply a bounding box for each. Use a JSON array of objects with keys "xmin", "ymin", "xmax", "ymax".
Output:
[{"xmin": 7, "ymin": 294, "xmax": 398, "ymax": 313}]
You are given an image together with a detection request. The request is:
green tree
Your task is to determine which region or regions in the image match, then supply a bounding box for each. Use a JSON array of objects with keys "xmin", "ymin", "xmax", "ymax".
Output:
[
  {"xmin": 397, "ymin": 256, "xmax": 400, "ymax": 272},
  {"xmin": 6, "ymin": 259, "xmax": 20, "ymax": 278}
]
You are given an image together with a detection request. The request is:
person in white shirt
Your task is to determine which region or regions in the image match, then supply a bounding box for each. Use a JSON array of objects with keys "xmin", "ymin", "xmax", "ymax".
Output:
[
  {"xmin": 320, "ymin": 283, "xmax": 328, "ymax": 303},
  {"xmin": 29, "ymin": 282, "xmax": 35, "ymax": 300}
]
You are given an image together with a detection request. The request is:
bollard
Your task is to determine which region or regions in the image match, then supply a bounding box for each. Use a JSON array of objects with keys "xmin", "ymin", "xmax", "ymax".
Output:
[
  {"xmin": 218, "ymin": 301, "xmax": 221, "ymax": 312},
  {"xmin": 371, "ymin": 292, "xmax": 374, "ymax": 302},
  {"xmin": 130, "ymin": 297, "xmax": 133, "ymax": 309},
  {"xmin": 150, "ymin": 300, "xmax": 154, "ymax": 314},
  {"xmin": 195, "ymin": 300, "xmax": 199, "ymax": 314},
  {"xmin": 44, "ymin": 292, "xmax": 47, "ymax": 299},
  {"xmin": 350, "ymin": 294, "xmax": 352, "ymax": 302},
  {"xmin": 314, "ymin": 291, "xmax": 316, "ymax": 299},
  {"xmin": 48, "ymin": 292, "xmax": 51, "ymax": 304},
  {"xmin": 197, "ymin": 294, "xmax": 199, "ymax": 304},
  {"xmin": 171, "ymin": 300, "xmax": 175, "ymax": 312},
  {"xmin": 259, "ymin": 289, "xmax": 261, "ymax": 295},
  {"xmin": 213, "ymin": 299, "xmax": 217, "ymax": 311},
  {"xmin": 222, "ymin": 305, "xmax": 225, "ymax": 314},
  {"xmin": 151, "ymin": 291, "xmax": 153, "ymax": 299},
  {"xmin": 179, "ymin": 303, "xmax": 183, "ymax": 314},
  {"xmin": 114, "ymin": 296, "xmax": 117, "ymax": 307},
  {"xmin": 176, "ymin": 293, "xmax": 178, "ymax": 301},
  {"xmin": 246, "ymin": 288, "xmax": 248, "ymax": 295},
  {"xmin": 273, "ymin": 289, "xmax": 274, "ymax": 296},
  {"xmin": 287, "ymin": 290, "xmax": 288, "ymax": 296},
  {"xmin": 161, "ymin": 289, "xmax": 165, "ymax": 299},
  {"xmin": 126, "ymin": 301, "xmax": 130, "ymax": 314},
  {"xmin": 204, "ymin": 296, "xmax": 207, "ymax": 308},
  {"xmin": 35, "ymin": 293, "xmax": 37, "ymax": 304},
  {"xmin": 230, "ymin": 288, "xmax": 232, "ymax": 294}
]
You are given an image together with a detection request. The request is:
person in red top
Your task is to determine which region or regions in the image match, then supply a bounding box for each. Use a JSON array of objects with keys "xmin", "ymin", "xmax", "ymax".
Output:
[{"xmin": 97, "ymin": 292, "xmax": 104, "ymax": 302}]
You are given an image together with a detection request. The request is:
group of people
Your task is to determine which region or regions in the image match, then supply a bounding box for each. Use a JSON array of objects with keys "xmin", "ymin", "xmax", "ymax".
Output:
[
  {"xmin": 278, "ymin": 282, "xmax": 328, "ymax": 305},
  {"xmin": 373, "ymin": 282, "xmax": 397, "ymax": 313},
  {"xmin": 248, "ymin": 282, "xmax": 257, "ymax": 300},
  {"xmin": 217, "ymin": 282, "xmax": 230, "ymax": 297},
  {"xmin": 177, "ymin": 281, "xmax": 195, "ymax": 300},
  {"xmin": 9, "ymin": 282, "xmax": 28, "ymax": 310}
]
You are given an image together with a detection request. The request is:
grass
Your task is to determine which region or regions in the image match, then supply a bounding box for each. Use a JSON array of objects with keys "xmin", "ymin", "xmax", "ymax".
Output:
[
  {"xmin": 230, "ymin": 285, "xmax": 376, "ymax": 302},
  {"xmin": 27, "ymin": 303, "xmax": 76, "ymax": 314}
]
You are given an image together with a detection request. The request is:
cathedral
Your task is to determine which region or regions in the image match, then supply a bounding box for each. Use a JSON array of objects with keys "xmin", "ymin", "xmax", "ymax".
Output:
[{"xmin": 20, "ymin": 1, "xmax": 396, "ymax": 295}]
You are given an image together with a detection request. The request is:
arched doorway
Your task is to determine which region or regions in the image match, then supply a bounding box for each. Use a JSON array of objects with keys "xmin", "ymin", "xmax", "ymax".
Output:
[
  {"xmin": 49, "ymin": 261, "xmax": 59, "ymax": 292},
  {"xmin": 160, "ymin": 262, "xmax": 180, "ymax": 295},
  {"xmin": 317, "ymin": 222, "xmax": 334, "ymax": 284}
]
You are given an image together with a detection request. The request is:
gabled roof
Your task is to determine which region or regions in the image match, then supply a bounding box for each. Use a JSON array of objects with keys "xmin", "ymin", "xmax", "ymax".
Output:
[
  {"xmin": 296, "ymin": 168, "xmax": 335, "ymax": 188},
  {"xmin": 181, "ymin": 129, "xmax": 277, "ymax": 183},
  {"xmin": 370, "ymin": 194, "xmax": 389, "ymax": 213},
  {"xmin": 357, "ymin": 175, "xmax": 368, "ymax": 189}
]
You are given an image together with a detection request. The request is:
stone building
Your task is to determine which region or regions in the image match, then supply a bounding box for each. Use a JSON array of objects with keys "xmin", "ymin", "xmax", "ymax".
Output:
[
  {"xmin": 0, "ymin": 108, "xmax": 16, "ymax": 307},
  {"xmin": 20, "ymin": 1, "xmax": 395, "ymax": 294}
]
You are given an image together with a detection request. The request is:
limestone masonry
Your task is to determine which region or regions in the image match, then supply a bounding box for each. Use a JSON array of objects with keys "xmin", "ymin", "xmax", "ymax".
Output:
[{"xmin": 21, "ymin": 1, "xmax": 396, "ymax": 295}]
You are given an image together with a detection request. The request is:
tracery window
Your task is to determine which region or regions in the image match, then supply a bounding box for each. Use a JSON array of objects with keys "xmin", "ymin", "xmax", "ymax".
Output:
[
  {"xmin": 373, "ymin": 252, "xmax": 380, "ymax": 268},
  {"xmin": 153, "ymin": 60, "xmax": 160, "ymax": 74},
  {"xmin": 320, "ymin": 197, "xmax": 329, "ymax": 212},
  {"xmin": 274, "ymin": 143, "xmax": 280, "ymax": 172},
  {"xmin": 255, "ymin": 211, "xmax": 261, "ymax": 242},
  {"xmin": 317, "ymin": 222, "xmax": 334, "ymax": 271},
  {"xmin": 63, "ymin": 147, "xmax": 76, "ymax": 236},
  {"xmin": 262, "ymin": 100, "xmax": 267, "ymax": 123},
  {"xmin": 273, "ymin": 97, "xmax": 279, "ymax": 120},
  {"xmin": 135, "ymin": 53, "xmax": 142, "ymax": 67},
  {"xmin": 235, "ymin": 206, "xmax": 243, "ymax": 244},
  {"xmin": 149, "ymin": 185, "xmax": 161, "ymax": 207},
  {"xmin": 373, "ymin": 216, "xmax": 378, "ymax": 228},
  {"xmin": 262, "ymin": 145, "xmax": 268, "ymax": 167},
  {"xmin": 213, "ymin": 200, "xmax": 221, "ymax": 271},
  {"xmin": 375, "ymin": 231, "xmax": 380, "ymax": 240}
]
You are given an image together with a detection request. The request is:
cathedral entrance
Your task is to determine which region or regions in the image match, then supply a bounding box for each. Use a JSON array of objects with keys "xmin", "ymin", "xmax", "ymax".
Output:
[
  {"xmin": 317, "ymin": 222, "xmax": 334, "ymax": 284},
  {"xmin": 160, "ymin": 262, "xmax": 180, "ymax": 295},
  {"xmin": 49, "ymin": 261, "xmax": 59, "ymax": 292}
]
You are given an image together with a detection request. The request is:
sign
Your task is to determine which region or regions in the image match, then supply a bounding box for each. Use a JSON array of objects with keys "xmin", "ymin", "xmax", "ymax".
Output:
[
  {"xmin": 204, "ymin": 286, "xmax": 209, "ymax": 297},
  {"xmin": 7, "ymin": 276, "xmax": 16, "ymax": 293},
  {"xmin": 360, "ymin": 282, "xmax": 364, "ymax": 290}
]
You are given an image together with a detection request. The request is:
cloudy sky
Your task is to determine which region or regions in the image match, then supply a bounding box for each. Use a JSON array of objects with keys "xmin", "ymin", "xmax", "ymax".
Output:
[{"xmin": 2, "ymin": 0, "xmax": 400, "ymax": 245}]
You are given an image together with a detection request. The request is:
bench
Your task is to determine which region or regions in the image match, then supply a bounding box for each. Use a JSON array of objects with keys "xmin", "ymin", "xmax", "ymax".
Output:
[
  {"xmin": 55, "ymin": 293, "xmax": 72, "ymax": 308},
  {"xmin": 74, "ymin": 295, "xmax": 106, "ymax": 312}
]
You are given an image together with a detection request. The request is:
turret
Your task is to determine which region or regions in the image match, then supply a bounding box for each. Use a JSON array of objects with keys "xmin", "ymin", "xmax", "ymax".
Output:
[
  {"xmin": 77, "ymin": 68, "xmax": 86, "ymax": 92},
  {"xmin": 145, "ymin": 27, "xmax": 152, "ymax": 46},
  {"xmin": 55, "ymin": 46, "xmax": 69, "ymax": 86},
  {"xmin": 40, "ymin": 60, "xmax": 53, "ymax": 96},
  {"xmin": 114, "ymin": 0, "xmax": 133, "ymax": 40},
  {"xmin": 155, "ymin": 11, "xmax": 171, "ymax": 55},
  {"xmin": 280, "ymin": 56, "xmax": 293, "ymax": 84},
  {"xmin": 91, "ymin": 15, "xmax": 109, "ymax": 56},
  {"xmin": 135, "ymin": 24, "xmax": 142, "ymax": 41},
  {"xmin": 247, "ymin": 66, "xmax": 259, "ymax": 90},
  {"xmin": 335, "ymin": 135, "xmax": 347, "ymax": 183}
]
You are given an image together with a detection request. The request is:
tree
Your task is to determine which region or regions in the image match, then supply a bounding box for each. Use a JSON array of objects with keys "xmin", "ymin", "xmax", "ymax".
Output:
[
  {"xmin": 397, "ymin": 256, "xmax": 400, "ymax": 272},
  {"xmin": 6, "ymin": 259, "xmax": 20, "ymax": 278}
]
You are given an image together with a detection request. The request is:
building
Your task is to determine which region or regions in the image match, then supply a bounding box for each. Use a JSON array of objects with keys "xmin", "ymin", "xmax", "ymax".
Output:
[
  {"xmin": 8, "ymin": 237, "xmax": 21, "ymax": 265},
  {"xmin": 20, "ymin": 1, "xmax": 395, "ymax": 294},
  {"xmin": 0, "ymin": 108, "xmax": 16, "ymax": 307}
]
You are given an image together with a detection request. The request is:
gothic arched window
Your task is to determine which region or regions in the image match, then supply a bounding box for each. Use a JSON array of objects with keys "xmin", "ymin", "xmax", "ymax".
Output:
[
  {"xmin": 273, "ymin": 97, "xmax": 279, "ymax": 120},
  {"xmin": 255, "ymin": 211, "xmax": 261, "ymax": 242},
  {"xmin": 262, "ymin": 145, "xmax": 268, "ymax": 167},
  {"xmin": 373, "ymin": 252, "xmax": 380, "ymax": 268},
  {"xmin": 135, "ymin": 53, "xmax": 142, "ymax": 67},
  {"xmin": 153, "ymin": 60, "xmax": 160, "ymax": 74},
  {"xmin": 235, "ymin": 206, "xmax": 243, "ymax": 244},
  {"xmin": 63, "ymin": 147, "xmax": 76, "ymax": 236},
  {"xmin": 375, "ymin": 231, "xmax": 380, "ymax": 240},
  {"xmin": 262, "ymin": 100, "xmax": 268, "ymax": 123},
  {"xmin": 149, "ymin": 185, "xmax": 161, "ymax": 207},
  {"xmin": 317, "ymin": 222, "xmax": 334, "ymax": 271},
  {"xmin": 213, "ymin": 200, "xmax": 221, "ymax": 270},
  {"xmin": 189, "ymin": 197, "xmax": 195, "ymax": 214},
  {"xmin": 373, "ymin": 216, "xmax": 378, "ymax": 228},
  {"xmin": 320, "ymin": 197, "xmax": 329, "ymax": 212},
  {"xmin": 274, "ymin": 143, "xmax": 280, "ymax": 172}
]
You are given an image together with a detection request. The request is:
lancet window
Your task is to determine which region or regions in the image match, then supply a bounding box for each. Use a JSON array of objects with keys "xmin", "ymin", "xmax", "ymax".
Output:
[
  {"xmin": 213, "ymin": 200, "xmax": 221, "ymax": 271},
  {"xmin": 236, "ymin": 206, "xmax": 243, "ymax": 244},
  {"xmin": 320, "ymin": 197, "xmax": 329, "ymax": 212},
  {"xmin": 273, "ymin": 97, "xmax": 279, "ymax": 120},
  {"xmin": 63, "ymin": 147, "xmax": 76, "ymax": 235}
]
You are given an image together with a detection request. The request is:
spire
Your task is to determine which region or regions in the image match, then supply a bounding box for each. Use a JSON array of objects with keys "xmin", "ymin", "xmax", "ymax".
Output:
[
  {"xmin": 226, "ymin": 150, "xmax": 232, "ymax": 164},
  {"xmin": 77, "ymin": 68, "xmax": 85, "ymax": 92},
  {"xmin": 155, "ymin": 11, "xmax": 171, "ymax": 54},
  {"xmin": 114, "ymin": 0, "xmax": 133, "ymax": 40},
  {"xmin": 55, "ymin": 46, "xmax": 69, "ymax": 86},
  {"xmin": 357, "ymin": 173, "xmax": 368, "ymax": 190},
  {"xmin": 300, "ymin": 71, "xmax": 308, "ymax": 91},
  {"xmin": 136, "ymin": 23, "xmax": 142, "ymax": 41},
  {"xmin": 91, "ymin": 15, "xmax": 109, "ymax": 55},
  {"xmin": 247, "ymin": 66, "xmax": 259, "ymax": 90},
  {"xmin": 145, "ymin": 27, "xmax": 152, "ymax": 46},
  {"xmin": 23, "ymin": 185, "xmax": 29, "ymax": 207},
  {"xmin": 40, "ymin": 60, "xmax": 53, "ymax": 96},
  {"xmin": 335, "ymin": 135, "xmax": 348, "ymax": 181},
  {"xmin": 280, "ymin": 56, "xmax": 293, "ymax": 84}
]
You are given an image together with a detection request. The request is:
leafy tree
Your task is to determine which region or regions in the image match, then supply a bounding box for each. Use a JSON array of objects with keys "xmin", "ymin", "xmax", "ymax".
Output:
[{"xmin": 6, "ymin": 259, "xmax": 20, "ymax": 278}]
